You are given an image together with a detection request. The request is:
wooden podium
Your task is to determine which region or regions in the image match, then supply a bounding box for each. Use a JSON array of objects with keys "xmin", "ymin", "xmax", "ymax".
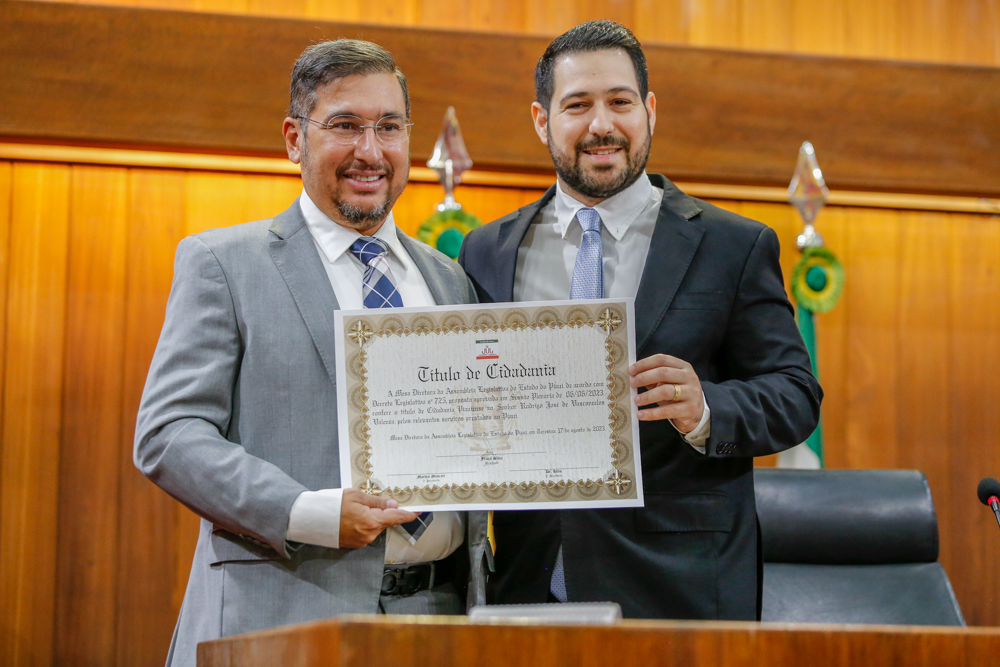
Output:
[{"xmin": 199, "ymin": 616, "xmax": 1000, "ymax": 666}]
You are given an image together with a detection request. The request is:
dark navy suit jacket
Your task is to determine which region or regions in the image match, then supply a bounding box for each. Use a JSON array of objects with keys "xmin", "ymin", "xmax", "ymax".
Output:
[{"xmin": 457, "ymin": 174, "xmax": 822, "ymax": 620}]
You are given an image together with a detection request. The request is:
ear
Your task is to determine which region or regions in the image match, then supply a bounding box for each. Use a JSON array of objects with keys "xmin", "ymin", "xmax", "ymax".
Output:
[
  {"xmin": 282, "ymin": 117, "xmax": 303, "ymax": 164},
  {"xmin": 645, "ymin": 91, "xmax": 656, "ymax": 136},
  {"xmin": 531, "ymin": 102, "xmax": 549, "ymax": 146}
]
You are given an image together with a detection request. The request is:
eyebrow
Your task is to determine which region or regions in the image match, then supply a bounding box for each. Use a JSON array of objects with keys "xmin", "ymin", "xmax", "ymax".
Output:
[
  {"xmin": 321, "ymin": 110, "xmax": 406, "ymax": 122},
  {"xmin": 558, "ymin": 85, "xmax": 640, "ymax": 106}
]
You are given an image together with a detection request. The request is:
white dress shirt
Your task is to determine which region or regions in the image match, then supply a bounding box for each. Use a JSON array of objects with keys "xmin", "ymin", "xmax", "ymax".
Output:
[
  {"xmin": 514, "ymin": 173, "xmax": 711, "ymax": 451},
  {"xmin": 285, "ymin": 190, "xmax": 465, "ymax": 563}
]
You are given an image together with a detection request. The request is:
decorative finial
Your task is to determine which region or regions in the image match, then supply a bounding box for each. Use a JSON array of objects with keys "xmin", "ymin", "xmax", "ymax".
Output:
[
  {"xmin": 788, "ymin": 141, "xmax": 830, "ymax": 249},
  {"xmin": 426, "ymin": 106, "xmax": 474, "ymax": 212}
]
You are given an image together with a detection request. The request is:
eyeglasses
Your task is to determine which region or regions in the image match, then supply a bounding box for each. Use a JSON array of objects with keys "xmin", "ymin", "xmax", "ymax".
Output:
[{"xmin": 298, "ymin": 115, "xmax": 413, "ymax": 146}]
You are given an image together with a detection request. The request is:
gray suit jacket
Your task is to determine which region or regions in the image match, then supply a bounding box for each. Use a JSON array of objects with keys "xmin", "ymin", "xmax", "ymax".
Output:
[{"xmin": 135, "ymin": 200, "xmax": 488, "ymax": 667}]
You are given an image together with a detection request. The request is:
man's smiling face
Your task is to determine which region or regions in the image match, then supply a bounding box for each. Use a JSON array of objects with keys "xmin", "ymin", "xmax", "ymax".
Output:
[
  {"xmin": 284, "ymin": 72, "xmax": 410, "ymax": 234},
  {"xmin": 533, "ymin": 48, "xmax": 656, "ymax": 205}
]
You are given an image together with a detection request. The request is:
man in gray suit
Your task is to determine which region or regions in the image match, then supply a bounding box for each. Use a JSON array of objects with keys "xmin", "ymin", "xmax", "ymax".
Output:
[{"xmin": 135, "ymin": 40, "xmax": 488, "ymax": 667}]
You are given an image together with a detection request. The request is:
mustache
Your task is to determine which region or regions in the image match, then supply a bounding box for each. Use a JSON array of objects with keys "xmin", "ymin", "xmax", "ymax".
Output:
[
  {"xmin": 335, "ymin": 161, "xmax": 393, "ymax": 178},
  {"xmin": 575, "ymin": 135, "xmax": 630, "ymax": 152}
]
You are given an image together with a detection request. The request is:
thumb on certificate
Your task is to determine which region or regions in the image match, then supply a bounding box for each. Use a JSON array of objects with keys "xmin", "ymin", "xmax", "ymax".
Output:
[{"xmin": 376, "ymin": 508, "xmax": 422, "ymax": 526}]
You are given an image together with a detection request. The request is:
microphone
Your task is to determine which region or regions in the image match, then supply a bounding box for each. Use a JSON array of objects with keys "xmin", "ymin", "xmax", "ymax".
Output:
[{"xmin": 977, "ymin": 477, "xmax": 1000, "ymax": 530}]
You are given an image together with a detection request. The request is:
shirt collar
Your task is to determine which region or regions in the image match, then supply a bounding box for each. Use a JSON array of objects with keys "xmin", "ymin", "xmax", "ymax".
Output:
[
  {"xmin": 299, "ymin": 188, "xmax": 410, "ymax": 271},
  {"xmin": 553, "ymin": 172, "xmax": 653, "ymax": 241}
]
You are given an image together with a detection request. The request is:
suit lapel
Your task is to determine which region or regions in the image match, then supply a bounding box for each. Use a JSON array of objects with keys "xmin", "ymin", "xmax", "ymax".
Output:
[
  {"xmin": 495, "ymin": 185, "xmax": 557, "ymax": 301},
  {"xmin": 634, "ymin": 175, "xmax": 705, "ymax": 353},
  {"xmin": 268, "ymin": 199, "xmax": 342, "ymax": 386}
]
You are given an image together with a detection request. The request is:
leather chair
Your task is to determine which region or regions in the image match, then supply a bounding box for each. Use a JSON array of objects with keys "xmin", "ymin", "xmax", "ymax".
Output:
[{"xmin": 754, "ymin": 468, "xmax": 965, "ymax": 625}]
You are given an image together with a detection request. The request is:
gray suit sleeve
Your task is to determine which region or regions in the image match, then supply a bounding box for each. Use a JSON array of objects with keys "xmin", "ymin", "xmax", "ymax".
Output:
[{"xmin": 134, "ymin": 236, "xmax": 307, "ymax": 556}]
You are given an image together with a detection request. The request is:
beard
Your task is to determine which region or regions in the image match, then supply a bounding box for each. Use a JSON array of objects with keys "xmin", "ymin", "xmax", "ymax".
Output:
[
  {"xmin": 548, "ymin": 127, "xmax": 651, "ymax": 200},
  {"xmin": 336, "ymin": 196, "xmax": 392, "ymax": 227},
  {"xmin": 301, "ymin": 141, "xmax": 405, "ymax": 233}
]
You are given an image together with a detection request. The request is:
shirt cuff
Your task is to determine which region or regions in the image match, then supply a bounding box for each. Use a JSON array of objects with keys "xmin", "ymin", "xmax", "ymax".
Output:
[
  {"xmin": 286, "ymin": 488, "xmax": 344, "ymax": 549},
  {"xmin": 670, "ymin": 392, "xmax": 711, "ymax": 455}
]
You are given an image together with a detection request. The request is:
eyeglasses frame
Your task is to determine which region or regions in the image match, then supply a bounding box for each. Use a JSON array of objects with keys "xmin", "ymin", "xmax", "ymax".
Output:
[{"xmin": 297, "ymin": 114, "xmax": 414, "ymax": 146}]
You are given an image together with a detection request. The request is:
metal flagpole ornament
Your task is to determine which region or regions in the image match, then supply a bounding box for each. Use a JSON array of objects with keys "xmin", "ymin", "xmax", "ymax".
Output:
[
  {"xmin": 778, "ymin": 142, "xmax": 844, "ymax": 469},
  {"xmin": 417, "ymin": 106, "xmax": 482, "ymax": 259}
]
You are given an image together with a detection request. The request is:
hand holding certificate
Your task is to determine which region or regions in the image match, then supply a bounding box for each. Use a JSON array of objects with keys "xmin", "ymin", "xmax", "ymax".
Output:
[{"xmin": 335, "ymin": 300, "xmax": 643, "ymax": 511}]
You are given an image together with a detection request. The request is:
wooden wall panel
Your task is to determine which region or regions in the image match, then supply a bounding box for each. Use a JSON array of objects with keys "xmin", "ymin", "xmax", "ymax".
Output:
[
  {"xmin": 0, "ymin": 156, "xmax": 995, "ymax": 667},
  {"xmin": 0, "ymin": 163, "xmax": 71, "ymax": 667},
  {"xmin": 30, "ymin": 0, "xmax": 999, "ymax": 66},
  {"xmin": 185, "ymin": 171, "xmax": 298, "ymax": 236},
  {"xmin": 4, "ymin": 2, "xmax": 1000, "ymax": 198},
  {"xmin": 895, "ymin": 210, "xmax": 955, "ymax": 576},
  {"xmin": 843, "ymin": 209, "xmax": 900, "ymax": 469},
  {"xmin": 54, "ymin": 165, "xmax": 129, "ymax": 666},
  {"xmin": 116, "ymin": 169, "xmax": 189, "ymax": 667},
  {"xmin": 0, "ymin": 162, "xmax": 10, "ymax": 442},
  {"xmin": 947, "ymin": 214, "xmax": 1000, "ymax": 628}
]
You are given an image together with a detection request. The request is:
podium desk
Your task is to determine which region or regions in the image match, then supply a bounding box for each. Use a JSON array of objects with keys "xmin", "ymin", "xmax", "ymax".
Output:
[{"xmin": 199, "ymin": 616, "xmax": 1000, "ymax": 667}]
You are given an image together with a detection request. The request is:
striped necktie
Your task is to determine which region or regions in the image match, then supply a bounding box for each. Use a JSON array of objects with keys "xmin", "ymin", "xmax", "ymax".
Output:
[
  {"xmin": 349, "ymin": 237, "xmax": 403, "ymax": 309},
  {"xmin": 348, "ymin": 236, "xmax": 432, "ymax": 543},
  {"xmin": 551, "ymin": 207, "xmax": 605, "ymax": 603}
]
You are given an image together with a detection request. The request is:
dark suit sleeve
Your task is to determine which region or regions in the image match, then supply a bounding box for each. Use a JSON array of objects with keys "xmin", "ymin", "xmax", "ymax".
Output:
[
  {"xmin": 458, "ymin": 226, "xmax": 497, "ymax": 303},
  {"xmin": 700, "ymin": 226, "xmax": 822, "ymax": 458}
]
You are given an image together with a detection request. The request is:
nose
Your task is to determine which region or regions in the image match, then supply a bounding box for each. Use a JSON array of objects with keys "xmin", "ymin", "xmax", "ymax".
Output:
[
  {"xmin": 353, "ymin": 126, "xmax": 384, "ymax": 162},
  {"xmin": 587, "ymin": 104, "xmax": 616, "ymax": 136}
]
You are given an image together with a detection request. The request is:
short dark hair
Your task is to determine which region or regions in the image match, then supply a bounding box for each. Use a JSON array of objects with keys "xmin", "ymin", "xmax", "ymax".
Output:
[
  {"xmin": 288, "ymin": 39, "xmax": 410, "ymax": 120},
  {"xmin": 535, "ymin": 21, "xmax": 648, "ymax": 112}
]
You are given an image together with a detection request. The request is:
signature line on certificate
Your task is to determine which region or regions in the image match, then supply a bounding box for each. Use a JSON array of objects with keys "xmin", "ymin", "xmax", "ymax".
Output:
[
  {"xmin": 436, "ymin": 452, "xmax": 545, "ymax": 457},
  {"xmin": 509, "ymin": 466, "xmax": 602, "ymax": 472},
  {"xmin": 385, "ymin": 471, "xmax": 476, "ymax": 476}
]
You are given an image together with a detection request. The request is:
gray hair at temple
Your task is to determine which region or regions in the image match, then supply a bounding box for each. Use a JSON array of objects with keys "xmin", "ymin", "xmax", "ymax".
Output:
[
  {"xmin": 288, "ymin": 39, "xmax": 410, "ymax": 121},
  {"xmin": 535, "ymin": 21, "xmax": 648, "ymax": 112}
]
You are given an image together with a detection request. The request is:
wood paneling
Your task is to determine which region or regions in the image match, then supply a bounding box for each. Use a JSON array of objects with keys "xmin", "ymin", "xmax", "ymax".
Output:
[
  {"xmin": 0, "ymin": 162, "xmax": 11, "ymax": 442},
  {"xmin": 0, "ymin": 153, "xmax": 996, "ymax": 666},
  {"xmin": 36, "ymin": 0, "xmax": 1000, "ymax": 67},
  {"xmin": 896, "ymin": 210, "xmax": 953, "ymax": 541},
  {"xmin": 3, "ymin": 2, "xmax": 1000, "ymax": 197},
  {"xmin": 844, "ymin": 209, "xmax": 900, "ymax": 469},
  {"xmin": 0, "ymin": 162, "xmax": 70, "ymax": 667},
  {"xmin": 54, "ymin": 165, "xmax": 129, "ymax": 666},
  {"xmin": 116, "ymin": 169, "xmax": 189, "ymax": 667},
  {"xmin": 947, "ymin": 214, "xmax": 1000, "ymax": 628}
]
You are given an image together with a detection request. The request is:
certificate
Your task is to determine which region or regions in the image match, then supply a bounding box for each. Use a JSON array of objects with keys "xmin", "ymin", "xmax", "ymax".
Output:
[{"xmin": 334, "ymin": 299, "xmax": 643, "ymax": 511}]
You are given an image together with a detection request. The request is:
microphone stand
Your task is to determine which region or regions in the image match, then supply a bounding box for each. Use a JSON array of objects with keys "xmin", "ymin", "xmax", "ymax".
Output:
[{"xmin": 990, "ymin": 496, "xmax": 1000, "ymax": 530}]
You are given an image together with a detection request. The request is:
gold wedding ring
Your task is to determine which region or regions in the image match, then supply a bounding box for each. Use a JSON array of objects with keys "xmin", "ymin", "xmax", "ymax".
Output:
[{"xmin": 672, "ymin": 384, "xmax": 682, "ymax": 402}]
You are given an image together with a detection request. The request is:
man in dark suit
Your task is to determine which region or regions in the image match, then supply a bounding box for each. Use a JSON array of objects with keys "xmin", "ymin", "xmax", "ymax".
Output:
[{"xmin": 458, "ymin": 21, "xmax": 821, "ymax": 620}]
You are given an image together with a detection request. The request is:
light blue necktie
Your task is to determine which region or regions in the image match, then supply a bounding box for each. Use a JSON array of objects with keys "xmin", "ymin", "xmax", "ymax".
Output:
[
  {"xmin": 551, "ymin": 208, "xmax": 604, "ymax": 603},
  {"xmin": 349, "ymin": 237, "xmax": 431, "ymax": 542},
  {"xmin": 569, "ymin": 208, "xmax": 604, "ymax": 300}
]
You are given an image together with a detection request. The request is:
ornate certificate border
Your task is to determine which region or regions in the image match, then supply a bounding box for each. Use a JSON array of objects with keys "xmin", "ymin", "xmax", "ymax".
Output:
[{"xmin": 334, "ymin": 300, "xmax": 642, "ymax": 510}]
